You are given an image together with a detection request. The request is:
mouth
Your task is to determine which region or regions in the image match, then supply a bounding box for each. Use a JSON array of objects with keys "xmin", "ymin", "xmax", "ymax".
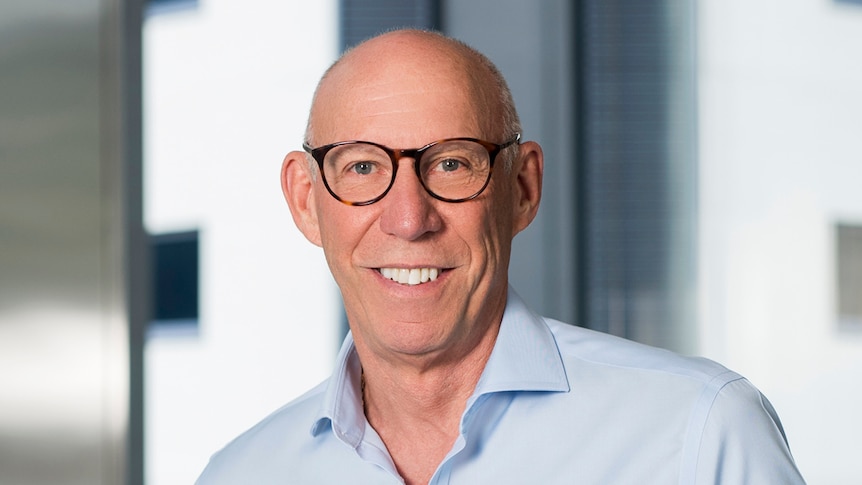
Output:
[{"xmin": 378, "ymin": 267, "xmax": 441, "ymax": 286}]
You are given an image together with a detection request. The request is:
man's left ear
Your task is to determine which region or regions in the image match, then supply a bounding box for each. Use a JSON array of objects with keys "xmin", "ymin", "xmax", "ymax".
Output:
[{"xmin": 511, "ymin": 140, "xmax": 543, "ymax": 235}]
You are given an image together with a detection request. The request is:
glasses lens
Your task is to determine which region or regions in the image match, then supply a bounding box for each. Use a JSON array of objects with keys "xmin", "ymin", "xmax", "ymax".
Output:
[
  {"xmin": 420, "ymin": 140, "xmax": 492, "ymax": 201},
  {"xmin": 322, "ymin": 143, "xmax": 393, "ymax": 204}
]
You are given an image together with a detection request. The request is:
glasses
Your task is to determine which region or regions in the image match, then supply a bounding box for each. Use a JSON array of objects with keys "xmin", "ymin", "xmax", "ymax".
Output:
[{"xmin": 302, "ymin": 134, "xmax": 521, "ymax": 206}]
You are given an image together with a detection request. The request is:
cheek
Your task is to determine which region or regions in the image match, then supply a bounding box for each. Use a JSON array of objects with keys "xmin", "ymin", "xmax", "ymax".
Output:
[
  {"xmin": 318, "ymin": 217, "xmax": 352, "ymax": 261},
  {"xmin": 485, "ymin": 184, "xmax": 517, "ymax": 239},
  {"xmin": 461, "ymin": 199, "xmax": 513, "ymax": 264},
  {"xmin": 479, "ymin": 192, "xmax": 518, "ymax": 267},
  {"xmin": 317, "ymin": 214, "xmax": 361, "ymax": 289},
  {"xmin": 313, "ymin": 197, "xmax": 353, "ymax": 261},
  {"xmin": 315, "ymin": 198, "xmax": 377, "ymax": 267}
]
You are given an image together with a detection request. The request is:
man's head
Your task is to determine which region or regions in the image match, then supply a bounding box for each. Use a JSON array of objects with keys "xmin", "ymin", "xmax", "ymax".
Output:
[
  {"xmin": 305, "ymin": 30, "xmax": 522, "ymax": 162},
  {"xmin": 281, "ymin": 29, "xmax": 543, "ymax": 367}
]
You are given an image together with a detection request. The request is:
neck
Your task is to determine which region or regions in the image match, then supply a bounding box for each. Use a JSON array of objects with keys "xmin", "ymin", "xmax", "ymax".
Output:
[
  {"xmin": 354, "ymin": 319, "xmax": 501, "ymax": 485},
  {"xmin": 361, "ymin": 354, "xmax": 485, "ymax": 419},
  {"xmin": 359, "ymin": 361, "xmax": 487, "ymax": 485},
  {"xmin": 356, "ymin": 314, "xmax": 500, "ymax": 419}
]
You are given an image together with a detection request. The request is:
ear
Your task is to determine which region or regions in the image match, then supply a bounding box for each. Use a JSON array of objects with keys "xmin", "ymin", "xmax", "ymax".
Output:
[
  {"xmin": 511, "ymin": 140, "xmax": 543, "ymax": 235},
  {"xmin": 281, "ymin": 150, "xmax": 323, "ymax": 247}
]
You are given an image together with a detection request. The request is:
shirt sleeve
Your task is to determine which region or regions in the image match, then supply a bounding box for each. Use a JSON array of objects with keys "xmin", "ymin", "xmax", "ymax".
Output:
[{"xmin": 689, "ymin": 377, "xmax": 806, "ymax": 484}]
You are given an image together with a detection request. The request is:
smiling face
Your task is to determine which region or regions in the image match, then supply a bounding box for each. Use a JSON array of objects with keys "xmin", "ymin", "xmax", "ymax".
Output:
[{"xmin": 283, "ymin": 31, "xmax": 542, "ymax": 368}]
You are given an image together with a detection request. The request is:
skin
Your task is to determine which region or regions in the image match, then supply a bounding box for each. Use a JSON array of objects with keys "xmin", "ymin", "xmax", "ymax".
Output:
[{"xmin": 281, "ymin": 30, "xmax": 543, "ymax": 485}]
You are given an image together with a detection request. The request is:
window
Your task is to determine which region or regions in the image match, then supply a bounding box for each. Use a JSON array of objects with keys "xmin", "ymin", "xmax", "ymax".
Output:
[
  {"xmin": 837, "ymin": 223, "xmax": 862, "ymax": 328},
  {"xmin": 146, "ymin": 0, "xmax": 198, "ymax": 16},
  {"xmin": 150, "ymin": 230, "xmax": 199, "ymax": 334}
]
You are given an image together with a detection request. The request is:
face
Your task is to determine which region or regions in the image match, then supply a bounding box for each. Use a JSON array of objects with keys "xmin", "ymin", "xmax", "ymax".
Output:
[{"xmin": 283, "ymin": 34, "xmax": 542, "ymax": 367}]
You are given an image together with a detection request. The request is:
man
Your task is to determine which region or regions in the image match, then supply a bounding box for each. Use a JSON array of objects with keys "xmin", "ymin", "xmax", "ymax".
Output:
[{"xmin": 197, "ymin": 29, "xmax": 804, "ymax": 484}]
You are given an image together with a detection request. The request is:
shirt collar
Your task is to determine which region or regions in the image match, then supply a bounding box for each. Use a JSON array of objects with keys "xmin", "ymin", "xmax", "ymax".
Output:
[
  {"xmin": 474, "ymin": 287, "xmax": 569, "ymax": 396},
  {"xmin": 310, "ymin": 334, "xmax": 364, "ymax": 445},
  {"xmin": 310, "ymin": 286, "xmax": 569, "ymax": 442}
]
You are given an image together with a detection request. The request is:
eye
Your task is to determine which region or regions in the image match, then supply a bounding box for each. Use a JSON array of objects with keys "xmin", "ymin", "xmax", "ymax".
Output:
[
  {"xmin": 349, "ymin": 161, "xmax": 375, "ymax": 175},
  {"xmin": 438, "ymin": 158, "xmax": 462, "ymax": 172}
]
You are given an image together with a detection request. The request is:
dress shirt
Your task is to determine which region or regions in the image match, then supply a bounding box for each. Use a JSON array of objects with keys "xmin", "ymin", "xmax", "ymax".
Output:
[{"xmin": 196, "ymin": 288, "xmax": 805, "ymax": 484}]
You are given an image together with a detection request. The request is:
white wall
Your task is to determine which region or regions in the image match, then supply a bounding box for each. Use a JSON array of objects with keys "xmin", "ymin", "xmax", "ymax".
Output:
[
  {"xmin": 698, "ymin": 1, "xmax": 862, "ymax": 482},
  {"xmin": 143, "ymin": 2, "xmax": 339, "ymax": 484}
]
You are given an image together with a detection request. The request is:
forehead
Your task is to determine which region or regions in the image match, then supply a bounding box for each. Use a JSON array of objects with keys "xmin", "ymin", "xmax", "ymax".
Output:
[{"xmin": 310, "ymin": 38, "xmax": 490, "ymax": 147}]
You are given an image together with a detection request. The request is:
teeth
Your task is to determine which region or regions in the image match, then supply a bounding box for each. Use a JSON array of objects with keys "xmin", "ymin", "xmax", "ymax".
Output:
[{"xmin": 379, "ymin": 267, "xmax": 439, "ymax": 286}]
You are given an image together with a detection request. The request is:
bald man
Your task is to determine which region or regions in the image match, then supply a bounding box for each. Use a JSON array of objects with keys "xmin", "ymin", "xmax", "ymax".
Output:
[{"xmin": 196, "ymin": 30, "xmax": 804, "ymax": 485}]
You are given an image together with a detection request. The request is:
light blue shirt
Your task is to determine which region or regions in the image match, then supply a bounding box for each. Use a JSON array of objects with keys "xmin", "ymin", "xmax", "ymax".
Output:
[{"xmin": 197, "ymin": 289, "xmax": 805, "ymax": 484}]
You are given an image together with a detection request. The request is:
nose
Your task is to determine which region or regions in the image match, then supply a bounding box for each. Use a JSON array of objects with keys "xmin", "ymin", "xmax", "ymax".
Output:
[{"xmin": 378, "ymin": 158, "xmax": 442, "ymax": 240}]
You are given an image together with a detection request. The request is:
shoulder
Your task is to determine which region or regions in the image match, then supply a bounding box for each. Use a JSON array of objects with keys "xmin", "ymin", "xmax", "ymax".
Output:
[
  {"xmin": 544, "ymin": 317, "xmax": 739, "ymax": 386},
  {"xmin": 538, "ymin": 317, "xmax": 753, "ymax": 431},
  {"xmin": 501, "ymin": 289, "xmax": 737, "ymax": 388},
  {"xmin": 541, "ymin": 318, "xmax": 804, "ymax": 482},
  {"xmin": 688, "ymin": 377, "xmax": 804, "ymax": 483},
  {"xmin": 195, "ymin": 380, "xmax": 329, "ymax": 484}
]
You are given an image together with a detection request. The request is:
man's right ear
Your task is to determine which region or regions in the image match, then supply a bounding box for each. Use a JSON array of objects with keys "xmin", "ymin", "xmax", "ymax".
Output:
[{"xmin": 281, "ymin": 151, "xmax": 323, "ymax": 247}]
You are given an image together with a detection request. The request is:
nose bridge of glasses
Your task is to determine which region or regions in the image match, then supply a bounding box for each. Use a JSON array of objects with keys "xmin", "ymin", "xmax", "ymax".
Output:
[
  {"xmin": 386, "ymin": 147, "xmax": 426, "ymax": 185},
  {"xmin": 389, "ymin": 147, "xmax": 422, "ymax": 165},
  {"xmin": 385, "ymin": 147, "xmax": 427, "ymax": 194}
]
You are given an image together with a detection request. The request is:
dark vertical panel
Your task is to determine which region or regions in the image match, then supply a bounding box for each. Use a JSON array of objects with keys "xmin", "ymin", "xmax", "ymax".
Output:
[
  {"xmin": 443, "ymin": 0, "xmax": 577, "ymax": 325},
  {"xmin": 103, "ymin": 1, "xmax": 146, "ymax": 483},
  {"xmin": 575, "ymin": 0, "xmax": 696, "ymax": 351},
  {"xmin": 117, "ymin": 3, "xmax": 147, "ymax": 482},
  {"xmin": 341, "ymin": 0, "xmax": 441, "ymax": 50}
]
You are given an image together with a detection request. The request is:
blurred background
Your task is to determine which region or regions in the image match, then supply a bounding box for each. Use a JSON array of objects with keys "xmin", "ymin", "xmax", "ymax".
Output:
[{"xmin": 2, "ymin": 0, "xmax": 861, "ymax": 483}]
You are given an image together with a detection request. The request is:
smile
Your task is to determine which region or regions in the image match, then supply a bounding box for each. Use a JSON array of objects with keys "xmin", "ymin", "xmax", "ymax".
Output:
[{"xmin": 378, "ymin": 267, "xmax": 440, "ymax": 286}]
